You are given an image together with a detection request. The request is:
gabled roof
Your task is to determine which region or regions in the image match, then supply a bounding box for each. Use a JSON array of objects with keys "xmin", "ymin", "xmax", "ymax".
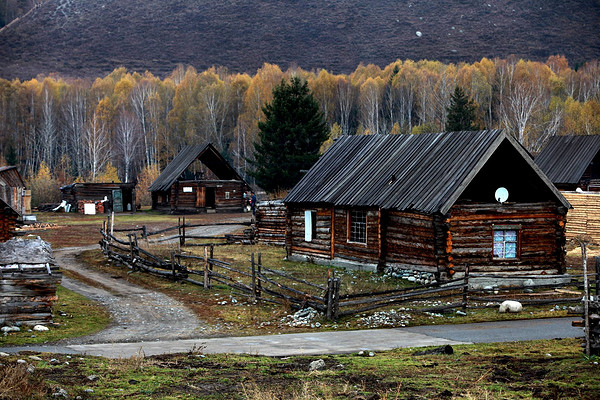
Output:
[
  {"xmin": 0, "ymin": 166, "xmax": 25, "ymax": 188},
  {"xmin": 149, "ymin": 143, "xmax": 246, "ymax": 192},
  {"xmin": 0, "ymin": 197, "xmax": 19, "ymax": 216},
  {"xmin": 535, "ymin": 135, "xmax": 600, "ymax": 184},
  {"xmin": 285, "ymin": 130, "xmax": 569, "ymax": 214}
]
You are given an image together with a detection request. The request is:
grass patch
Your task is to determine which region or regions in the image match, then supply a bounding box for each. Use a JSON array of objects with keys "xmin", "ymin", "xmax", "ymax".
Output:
[
  {"xmin": 0, "ymin": 339, "xmax": 598, "ymax": 399},
  {"xmin": 0, "ymin": 286, "xmax": 111, "ymax": 347}
]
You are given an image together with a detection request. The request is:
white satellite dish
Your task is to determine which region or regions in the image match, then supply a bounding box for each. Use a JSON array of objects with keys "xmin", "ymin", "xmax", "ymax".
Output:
[{"xmin": 495, "ymin": 187, "xmax": 509, "ymax": 203}]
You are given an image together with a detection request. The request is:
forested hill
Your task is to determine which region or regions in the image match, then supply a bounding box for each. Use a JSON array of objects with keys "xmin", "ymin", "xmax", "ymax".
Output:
[{"xmin": 1, "ymin": 0, "xmax": 599, "ymax": 80}]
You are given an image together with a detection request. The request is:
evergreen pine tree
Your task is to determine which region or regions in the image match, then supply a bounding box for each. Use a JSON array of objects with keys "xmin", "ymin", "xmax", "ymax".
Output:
[
  {"xmin": 250, "ymin": 77, "xmax": 328, "ymax": 193},
  {"xmin": 445, "ymin": 86, "xmax": 481, "ymax": 131}
]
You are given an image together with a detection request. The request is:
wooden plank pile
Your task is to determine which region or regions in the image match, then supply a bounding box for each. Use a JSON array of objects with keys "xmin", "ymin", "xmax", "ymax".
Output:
[
  {"xmin": 0, "ymin": 238, "xmax": 61, "ymax": 325},
  {"xmin": 255, "ymin": 201, "xmax": 287, "ymax": 246},
  {"xmin": 562, "ymin": 192, "xmax": 600, "ymax": 242}
]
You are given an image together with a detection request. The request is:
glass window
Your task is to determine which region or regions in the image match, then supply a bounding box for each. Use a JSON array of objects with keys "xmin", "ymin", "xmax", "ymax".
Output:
[
  {"xmin": 493, "ymin": 229, "xmax": 518, "ymax": 259},
  {"xmin": 349, "ymin": 210, "xmax": 367, "ymax": 244},
  {"xmin": 304, "ymin": 210, "xmax": 316, "ymax": 242}
]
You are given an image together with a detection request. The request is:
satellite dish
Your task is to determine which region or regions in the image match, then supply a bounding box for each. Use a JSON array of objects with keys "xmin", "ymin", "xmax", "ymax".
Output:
[{"xmin": 495, "ymin": 187, "xmax": 509, "ymax": 203}]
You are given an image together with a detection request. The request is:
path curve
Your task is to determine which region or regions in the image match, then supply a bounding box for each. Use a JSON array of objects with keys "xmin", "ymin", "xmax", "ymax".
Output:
[{"xmin": 54, "ymin": 245, "xmax": 204, "ymax": 344}]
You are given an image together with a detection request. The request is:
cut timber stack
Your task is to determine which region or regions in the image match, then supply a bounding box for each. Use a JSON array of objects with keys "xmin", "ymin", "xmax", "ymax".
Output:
[
  {"xmin": 562, "ymin": 192, "xmax": 600, "ymax": 242},
  {"xmin": 255, "ymin": 201, "xmax": 286, "ymax": 246},
  {"xmin": 0, "ymin": 238, "xmax": 61, "ymax": 325}
]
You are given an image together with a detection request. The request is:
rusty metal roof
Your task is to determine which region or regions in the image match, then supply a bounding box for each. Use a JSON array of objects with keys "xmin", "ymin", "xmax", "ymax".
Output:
[
  {"xmin": 535, "ymin": 135, "xmax": 600, "ymax": 184},
  {"xmin": 149, "ymin": 144, "xmax": 246, "ymax": 192},
  {"xmin": 0, "ymin": 166, "xmax": 25, "ymax": 188},
  {"xmin": 285, "ymin": 130, "xmax": 569, "ymax": 214}
]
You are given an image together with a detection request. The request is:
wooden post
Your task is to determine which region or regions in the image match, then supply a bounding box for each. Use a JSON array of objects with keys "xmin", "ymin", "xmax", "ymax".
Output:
[
  {"xmin": 595, "ymin": 256, "xmax": 600, "ymax": 298},
  {"xmin": 111, "ymin": 211, "xmax": 115, "ymax": 236},
  {"xmin": 171, "ymin": 251, "xmax": 176, "ymax": 280},
  {"xmin": 332, "ymin": 277, "xmax": 341, "ymax": 320},
  {"xmin": 182, "ymin": 216, "xmax": 186, "ymax": 246},
  {"xmin": 251, "ymin": 253, "xmax": 256, "ymax": 302},
  {"xmin": 142, "ymin": 225, "xmax": 147, "ymax": 239},
  {"xmin": 204, "ymin": 246, "xmax": 210, "ymax": 289},
  {"xmin": 178, "ymin": 217, "xmax": 182, "ymax": 246},
  {"xmin": 462, "ymin": 264, "xmax": 470, "ymax": 312},
  {"xmin": 257, "ymin": 253, "xmax": 262, "ymax": 301},
  {"xmin": 581, "ymin": 241, "xmax": 591, "ymax": 356},
  {"xmin": 128, "ymin": 234, "xmax": 134, "ymax": 262}
]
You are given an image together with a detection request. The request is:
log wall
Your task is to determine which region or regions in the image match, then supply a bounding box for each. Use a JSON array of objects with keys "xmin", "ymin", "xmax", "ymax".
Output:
[
  {"xmin": 255, "ymin": 201, "xmax": 286, "ymax": 246},
  {"xmin": 444, "ymin": 202, "xmax": 567, "ymax": 275},
  {"xmin": 0, "ymin": 211, "xmax": 17, "ymax": 242},
  {"xmin": 384, "ymin": 211, "xmax": 438, "ymax": 272},
  {"xmin": 288, "ymin": 206, "xmax": 333, "ymax": 258},
  {"xmin": 0, "ymin": 263, "xmax": 61, "ymax": 325},
  {"xmin": 163, "ymin": 180, "xmax": 247, "ymax": 213},
  {"xmin": 561, "ymin": 191, "xmax": 600, "ymax": 242},
  {"xmin": 333, "ymin": 208, "xmax": 380, "ymax": 263}
]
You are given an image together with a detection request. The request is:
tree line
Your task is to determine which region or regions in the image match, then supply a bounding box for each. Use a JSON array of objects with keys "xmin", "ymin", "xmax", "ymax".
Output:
[{"xmin": 0, "ymin": 55, "xmax": 599, "ymax": 192}]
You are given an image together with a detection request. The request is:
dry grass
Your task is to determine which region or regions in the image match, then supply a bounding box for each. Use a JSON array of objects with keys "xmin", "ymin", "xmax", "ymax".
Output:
[{"xmin": 0, "ymin": 363, "xmax": 47, "ymax": 400}]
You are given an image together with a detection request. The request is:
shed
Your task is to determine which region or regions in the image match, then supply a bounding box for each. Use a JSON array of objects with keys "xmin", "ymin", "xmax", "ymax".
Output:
[
  {"xmin": 60, "ymin": 182, "xmax": 136, "ymax": 213},
  {"xmin": 284, "ymin": 130, "xmax": 570, "ymax": 280},
  {"xmin": 0, "ymin": 238, "xmax": 61, "ymax": 325},
  {"xmin": 535, "ymin": 135, "xmax": 600, "ymax": 191},
  {"xmin": 0, "ymin": 165, "xmax": 26, "ymax": 216},
  {"xmin": 149, "ymin": 143, "xmax": 250, "ymax": 213}
]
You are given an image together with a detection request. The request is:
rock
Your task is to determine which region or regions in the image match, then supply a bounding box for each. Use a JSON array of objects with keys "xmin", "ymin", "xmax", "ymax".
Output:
[
  {"xmin": 309, "ymin": 359, "xmax": 326, "ymax": 371},
  {"xmin": 87, "ymin": 375, "xmax": 98, "ymax": 382},
  {"xmin": 28, "ymin": 355, "xmax": 43, "ymax": 361},
  {"xmin": 50, "ymin": 358, "xmax": 60, "ymax": 364},
  {"xmin": 27, "ymin": 365, "xmax": 35, "ymax": 373},
  {"xmin": 33, "ymin": 325, "xmax": 49, "ymax": 332},
  {"xmin": 16, "ymin": 359, "xmax": 27, "ymax": 364},
  {"xmin": 52, "ymin": 388, "xmax": 68, "ymax": 398},
  {"xmin": 0, "ymin": 352, "xmax": 9, "ymax": 357},
  {"xmin": 368, "ymin": 352, "xmax": 375, "ymax": 357},
  {"xmin": 523, "ymin": 279, "xmax": 535, "ymax": 287},
  {"xmin": 1, "ymin": 326, "xmax": 20, "ymax": 333},
  {"xmin": 499, "ymin": 300, "xmax": 522, "ymax": 313},
  {"xmin": 413, "ymin": 345, "xmax": 454, "ymax": 356},
  {"xmin": 415, "ymin": 31, "xmax": 422, "ymax": 37},
  {"xmin": 455, "ymin": 310, "xmax": 467, "ymax": 316},
  {"xmin": 358, "ymin": 351, "xmax": 365, "ymax": 356}
]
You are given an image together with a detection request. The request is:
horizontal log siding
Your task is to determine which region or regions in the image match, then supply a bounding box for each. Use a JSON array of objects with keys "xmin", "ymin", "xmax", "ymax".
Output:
[
  {"xmin": 214, "ymin": 182, "xmax": 246, "ymax": 212},
  {"xmin": 384, "ymin": 211, "xmax": 437, "ymax": 269},
  {"xmin": 445, "ymin": 202, "xmax": 567, "ymax": 274},
  {"xmin": 0, "ymin": 212, "xmax": 17, "ymax": 242},
  {"xmin": 168, "ymin": 181, "xmax": 247, "ymax": 212},
  {"xmin": 289, "ymin": 206, "xmax": 332, "ymax": 258},
  {"xmin": 333, "ymin": 208, "xmax": 379, "ymax": 263}
]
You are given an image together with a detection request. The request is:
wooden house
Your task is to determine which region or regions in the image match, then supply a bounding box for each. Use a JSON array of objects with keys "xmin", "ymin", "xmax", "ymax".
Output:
[
  {"xmin": 60, "ymin": 182, "xmax": 137, "ymax": 213},
  {"xmin": 149, "ymin": 143, "xmax": 250, "ymax": 213},
  {"xmin": 0, "ymin": 165, "xmax": 25, "ymax": 216},
  {"xmin": 284, "ymin": 130, "xmax": 570, "ymax": 280},
  {"xmin": 535, "ymin": 135, "xmax": 600, "ymax": 191},
  {"xmin": 536, "ymin": 135, "xmax": 600, "ymax": 242}
]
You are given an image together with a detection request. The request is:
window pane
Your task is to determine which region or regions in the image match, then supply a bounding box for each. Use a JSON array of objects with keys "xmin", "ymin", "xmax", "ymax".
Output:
[
  {"xmin": 493, "ymin": 242, "xmax": 504, "ymax": 258},
  {"xmin": 505, "ymin": 242, "xmax": 517, "ymax": 258},
  {"xmin": 494, "ymin": 230, "xmax": 504, "ymax": 241},
  {"xmin": 504, "ymin": 230, "xmax": 517, "ymax": 242},
  {"xmin": 349, "ymin": 210, "xmax": 367, "ymax": 243}
]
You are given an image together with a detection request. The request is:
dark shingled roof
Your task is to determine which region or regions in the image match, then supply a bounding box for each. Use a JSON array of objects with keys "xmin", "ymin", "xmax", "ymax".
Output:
[
  {"xmin": 285, "ymin": 130, "xmax": 569, "ymax": 214},
  {"xmin": 535, "ymin": 135, "xmax": 600, "ymax": 185},
  {"xmin": 149, "ymin": 144, "xmax": 246, "ymax": 192}
]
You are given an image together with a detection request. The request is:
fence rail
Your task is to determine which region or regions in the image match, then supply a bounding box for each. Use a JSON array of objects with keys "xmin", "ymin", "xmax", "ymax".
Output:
[{"xmin": 99, "ymin": 227, "xmax": 596, "ymax": 320}]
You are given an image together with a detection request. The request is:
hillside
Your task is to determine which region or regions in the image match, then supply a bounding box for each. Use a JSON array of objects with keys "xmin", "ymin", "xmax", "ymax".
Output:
[{"xmin": 0, "ymin": 0, "xmax": 599, "ymax": 80}]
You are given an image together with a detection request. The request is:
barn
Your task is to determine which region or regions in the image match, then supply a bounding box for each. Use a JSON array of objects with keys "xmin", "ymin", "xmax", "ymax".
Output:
[
  {"xmin": 149, "ymin": 143, "xmax": 250, "ymax": 213},
  {"xmin": 284, "ymin": 130, "xmax": 570, "ymax": 280},
  {"xmin": 60, "ymin": 182, "xmax": 137, "ymax": 213}
]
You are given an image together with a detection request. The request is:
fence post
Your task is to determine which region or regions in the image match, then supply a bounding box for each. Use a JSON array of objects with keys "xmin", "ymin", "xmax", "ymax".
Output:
[
  {"xmin": 462, "ymin": 264, "xmax": 470, "ymax": 312},
  {"xmin": 326, "ymin": 270, "xmax": 335, "ymax": 320},
  {"xmin": 142, "ymin": 225, "xmax": 147, "ymax": 239},
  {"xmin": 595, "ymin": 256, "xmax": 600, "ymax": 298},
  {"xmin": 128, "ymin": 234, "xmax": 134, "ymax": 263},
  {"xmin": 332, "ymin": 277, "xmax": 341, "ymax": 320},
  {"xmin": 257, "ymin": 253, "xmax": 262, "ymax": 301},
  {"xmin": 171, "ymin": 251, "xmax": 176, "ymax": 280},
  {"xmin": 204, "ymin": 246, "xmax": 210, "ymax": 289},
  {"xmin": 251, "ymin": 253, "xmax": 256, "ymax": 302},
  {"xmin": 182, "ymin": 216, "xmax": 186, "ymax": 246},
  {"xmin": 178, "ymin": 217, "xmax": 182, "ymax": 246}
]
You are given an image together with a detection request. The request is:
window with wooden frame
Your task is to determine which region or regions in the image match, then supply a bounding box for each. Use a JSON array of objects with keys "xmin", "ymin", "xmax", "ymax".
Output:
[
  {"xmin": 304, "ymin": 210, "xmax": 317, "ymax": 242},
  {"xmin": 348, "ymin": 210, "xmax": 367, "ymax": 244},
  {"xmin": 492, "ymin": 225, "xmax": 520, "ymax": 259}
]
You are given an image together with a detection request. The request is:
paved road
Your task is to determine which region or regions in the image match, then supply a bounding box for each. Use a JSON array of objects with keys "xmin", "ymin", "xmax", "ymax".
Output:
[{"xmin": 1, "ymin": 317, "xmax": 582, "ymax": 358}]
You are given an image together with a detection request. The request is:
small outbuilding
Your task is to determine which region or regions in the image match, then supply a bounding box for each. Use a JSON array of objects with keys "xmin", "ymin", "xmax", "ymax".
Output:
[
  {"xmin": 284, "ymin": 130, "xmax": 570, "ymax": 280},
  {"xmin": 149, "ymin": 143, "xmax": 250, "ymax": 213},
  {"xmin": 60, "ymin": 182, "xmax": 137, "ymax": 213},
  {"xmin": 0, "ymin": 165, "xmax": 26, "ymax": 216}
]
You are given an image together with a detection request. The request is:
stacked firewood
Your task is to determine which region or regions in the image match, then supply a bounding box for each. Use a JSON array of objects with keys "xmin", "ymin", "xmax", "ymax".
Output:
[
  {"xmin": 76, "ymin": 200, "xmax": 104, "ymax": 214},
  {"xmin": 255, "ymin": 201, "xmax": 287, "ymax": 246}
]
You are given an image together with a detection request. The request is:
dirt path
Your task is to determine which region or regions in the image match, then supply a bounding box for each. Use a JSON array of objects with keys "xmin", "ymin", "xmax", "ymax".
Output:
[{"xmin": 55, "ymin": 246, "xmax": 206, "ymax": 344}]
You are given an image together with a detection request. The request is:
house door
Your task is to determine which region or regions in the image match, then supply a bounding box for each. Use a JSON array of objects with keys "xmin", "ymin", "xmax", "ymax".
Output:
[
  {"xmin": 196, "ymin": 187, "xmax": 205, "ymax": 208},
  {"xmin": 112, "ymin": 189, "xmax": 123, "ymax": 212},
  {"xmin": 205, "ymin": 187, "xmax": 216, "ymax": 208}
]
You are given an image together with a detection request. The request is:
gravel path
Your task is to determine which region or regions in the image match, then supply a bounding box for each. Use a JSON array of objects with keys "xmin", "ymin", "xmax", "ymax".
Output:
[{"xmin": 55, "ymin": 246, "xmax": 205, "ymax": 344}]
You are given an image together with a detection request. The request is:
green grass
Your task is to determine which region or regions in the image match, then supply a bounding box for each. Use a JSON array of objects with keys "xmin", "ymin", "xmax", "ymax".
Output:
[
  {"xmin": 1, "ymin": 339, "xmax": 598, "ymax": 399},
  {"xmin": 0, "ymin": 286, "xmax": 111, "ymax": 347}
]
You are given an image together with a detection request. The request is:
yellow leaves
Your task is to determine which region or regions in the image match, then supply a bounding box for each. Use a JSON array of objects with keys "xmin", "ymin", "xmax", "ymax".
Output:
[{"xmin": 96, "ymin": 162, "xmax": 121, "ymax": 183}]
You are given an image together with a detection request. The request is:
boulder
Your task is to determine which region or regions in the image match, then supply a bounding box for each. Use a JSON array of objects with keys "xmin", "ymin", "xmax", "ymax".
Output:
[{"xmin": 309, "ymin": 359, "xmax": 326, "ymax": 371}]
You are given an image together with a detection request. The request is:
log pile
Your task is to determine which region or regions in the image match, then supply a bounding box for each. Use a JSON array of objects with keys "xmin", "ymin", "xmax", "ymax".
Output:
[
  {"xmin": 0, "ymin": 210, "xmax": 17, "ymax": 242},
  {"xmin": 77, "ymin": 200, "xmax": 105, "ymax": 214},
  {"xmin": 255, "ymin": 201, "xmax": 287, "ymax": 246},
  {"xmin": 562, "ymin": 192, "xmax": 600, "ymax": 242},
  {"xmin": 587, "ymin": 301, "xmax": 600, "ymax": 355},
  {"xmin": 0, "ymin": 238, "xmax": 61, "ymax": 325}
]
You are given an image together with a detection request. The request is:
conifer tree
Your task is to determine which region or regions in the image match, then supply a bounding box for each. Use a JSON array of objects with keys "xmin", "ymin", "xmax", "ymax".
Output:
[
  {"xmin": 445, "ymin": 86, "xmax": 480, "ymax": 131},
  {"xmin": 250, "ymin": 77, "xmax": 328, "ymax": 193}
]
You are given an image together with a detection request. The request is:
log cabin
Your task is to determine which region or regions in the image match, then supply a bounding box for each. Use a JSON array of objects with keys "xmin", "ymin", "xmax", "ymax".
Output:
[
  {"xmin": 0, "ymin": 165, "xmax": 25, "ymax": 216},
  {"xmin": 60, "ymin": 182, "xmax": 137, "ymax": 213},
  {"xmin": 149, "ymin": 143, "xmax": 250, "ymax": 213},
  {"xmin": 284, "ymin": 130, "xmax": 570, "ymax": 280},
  {"xmin": 535, "ymin": 134, "xmax": 600, "ymax": 191},
  {"xmin": 536, "ymin": 135, "xmax": 600, "ymax": 242}
]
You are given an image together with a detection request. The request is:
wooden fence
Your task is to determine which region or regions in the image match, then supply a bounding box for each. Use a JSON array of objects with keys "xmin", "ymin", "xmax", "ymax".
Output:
[{"xmin": 99, "ymin": 226, "xmax": 597, "ymax": 320}]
